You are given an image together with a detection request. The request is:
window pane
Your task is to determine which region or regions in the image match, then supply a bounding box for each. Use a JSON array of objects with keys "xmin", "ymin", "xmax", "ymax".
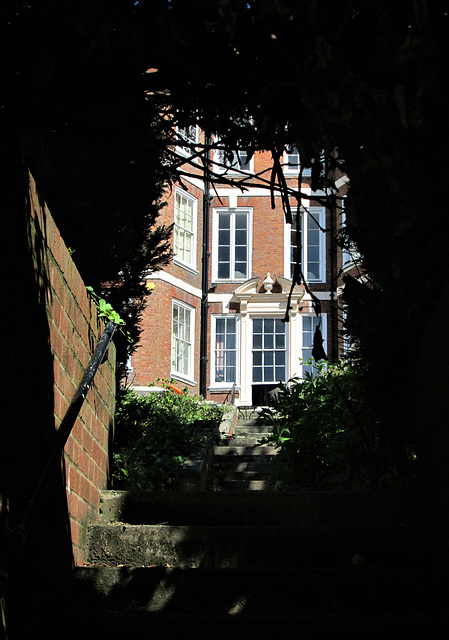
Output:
[
  {"xmin": 218, "ymin": 263, "xmax": 230, "ymax": 279},
  {"xmin": 264, "ymin": 334, "xmax": 274, "ymax": 350},
  {"xmin": 218, "ymin": 245, "xmax": 230, "ymax": 261},
  {"xmin": 308, "ymin": 246, "xmax": 320, "ymax": 263},
  {"xmin": 275, "ymin": 351, "xmax": 285, "ymax": 365},
  {"xmin": 235, "ymin": 230, "xmax": 247, "ymax": 245},
  {"xmin": 308, "ymin": 263, "xmax": 320, "ymax": 281},
  {"xmin": 234, "ymin": 245, "xmax": 247, "ymax": 262},
  {"xmin": 216, "ymin": 318, "xmax": 225, "ymax": 334},
  {"xmin": 234, "ymin": 263, "xmax": 247, "ymax": 279},
  {"xmin": 264, "ymin": 318, "xmax": 274, "ymax": 333},
  {"xmin": 219, "ymin": 212, "xmax": 231, "ymax": 229},
  {"xmin": 219, "ymin": 229, "xmax": 231, "ymax": 245},
  {"xmin": 253, "ymin": 367, "xmax": 263, "ymax": 382},
  {"xmin": 275, "ymin": 319, "xmax": 284, "ymax": 332},
  {"xmin": 275, "ymin": 367, "xmax": 285, "ymax": 381},
  {"xmin": 235, "ymin": 212, "xmax": 247, "ymax": 229},
  {"xmin": 226, "ymin": 333, "xmax": 236, "ymax": 349}
]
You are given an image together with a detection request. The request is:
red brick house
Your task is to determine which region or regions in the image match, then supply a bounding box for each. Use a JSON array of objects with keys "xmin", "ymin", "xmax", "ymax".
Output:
[{"xmin": 129, "ymin": 129, "xmax": 349, "ymax": 406}]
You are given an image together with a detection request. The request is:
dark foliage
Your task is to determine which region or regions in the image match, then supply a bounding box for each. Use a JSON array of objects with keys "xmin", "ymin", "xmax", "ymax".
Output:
[{"xmin": 112, "ymin": 384, "xmax": 223, "ymax": 490}]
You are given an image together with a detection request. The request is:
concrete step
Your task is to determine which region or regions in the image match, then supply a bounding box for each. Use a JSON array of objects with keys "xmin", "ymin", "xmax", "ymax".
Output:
[
  {"xmin": 219, "ymin": 479, "xmax": 272, "ymax": 491},
  {"xmin": 86, "ymin": 522, "xmax": 447, "ymax": 569},
  {"xmin": 218, "ymin": 461, "xmax": 274, "ymax": 476},
  {"xmin": 236, "ymin": 423, "xmax": 272, "ymax": 433},
  {"xmin": 73, "ymin": 565, "xmax": 449, "ymax": 617},
  {"xmin": 98, "ymin": 490, "xmax": 434, "ymax": 527},
  {"xmin": 218, "ymin": 438, "xmax": 273, "ymax": 448},
  {"xmin": 215, "ymin": 458, "xmax": 274, "ymax": 469},
  {"xmin": 214, "ymin": 444, "xmax": 278, "ymax": 456}
]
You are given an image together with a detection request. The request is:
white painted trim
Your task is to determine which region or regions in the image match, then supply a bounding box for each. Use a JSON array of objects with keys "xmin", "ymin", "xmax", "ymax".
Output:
[
  {"xmin": 284, "ymin": 205, "xmax": 326, "ymax": 283},
  {"xmin": 207, "ymin": 293, "xmax": 235, "ymax": 313},
  {"xmin": 308, "ymin": 291, "xmax": 334, "ymax": 301},
  {"xmin": 173, "ymin": 187, "xmax": 198, "ymax": 271},
  {"xmin": 146, "ymin": 271, "xmax": 202, "ymax": 299},
  {"xmin": 171, "ymin": 299, "xmax": 195, "ymax": 383},
  {"xmin": 182, "ymin": 175, "xmax": 205, "ymax": 191},
  {"xmin": 210, "ymin": 314, "xmax": 241, "ymax": 387},
  {"xmin": 211, "ymin": 207, "xmax": 253, "ymax": 283},
  {"xmin": 214, "ymin": 187, "xmax": 275, "ymax": 198}
]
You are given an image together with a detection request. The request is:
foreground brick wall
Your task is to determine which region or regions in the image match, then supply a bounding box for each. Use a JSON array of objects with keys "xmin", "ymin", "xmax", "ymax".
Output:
[{"xmin": 28, "ymin": 174, "xmax": 116, "ymax": 566}]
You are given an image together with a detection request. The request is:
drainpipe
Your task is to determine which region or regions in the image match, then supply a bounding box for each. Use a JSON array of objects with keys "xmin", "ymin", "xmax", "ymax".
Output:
[
  {"xmin": 329, "ymin": 194, "xmax": 337, "ymax": 362},
  {"xmin": 200, "ymin": 134, "xmax": 211, "ymax": 398}
]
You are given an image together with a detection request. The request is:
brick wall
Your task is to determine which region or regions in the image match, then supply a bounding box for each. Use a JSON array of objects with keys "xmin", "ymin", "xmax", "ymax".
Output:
[{"xmin": 28, "ymin": 174, "xmax": 116, "ymax": 566}]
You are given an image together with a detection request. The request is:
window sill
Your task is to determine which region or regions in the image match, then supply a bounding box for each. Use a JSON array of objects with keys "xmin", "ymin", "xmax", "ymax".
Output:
[
  {"xmin": 209, "ymin": 384, "xmax": 240, "ymax": 390},
  {"xmin": 173, "ymin": 259, "xmax": 199, "ymax": 275},
  {"xmin": 213, "ymin": 278, "xmax": 251, "ymax": 284},
  {"xmin": 170, "ymin": 372, "xmax": 196, "ymax": 387}
]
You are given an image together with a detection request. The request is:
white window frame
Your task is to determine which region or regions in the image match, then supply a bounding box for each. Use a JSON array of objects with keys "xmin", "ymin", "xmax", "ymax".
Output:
[
  {"xmin": 173, "ymin": 188, "xmax": 197, "ymax": 271},
  {"xmin": 176, "ymin": 125, "xmax": 199, "ymax": 157},
  {"xmin": 341, "ymin": 199, "xmax": 361, "ymax": 270},
  {"xmin": 212, "ymin": 207, "xmax": 253, "ymax": 283},
  {"xmin": 283, "ymin": 146, "xmax": 312, "ymax": 177},
  {"xmin": 214, "ymin": 148, "xmax": 254, "ymax": 175},
  {"xmin": 171, "ymin": 300, "xmax": 195, "ymax": 382},
  {"xmin": 211, "ymin": 314, "xmax": 240, "ymax": 387},
  {"xmin": 251, "ymin": 317, "xmax": 288, "ymax": 385},
  {"xmin": 284, "ymin": 206, "xmax": 326, "ymax": 283},
  {"xmin": 301, "ymin": 314, "xmax": 327, "ymax": 378}
]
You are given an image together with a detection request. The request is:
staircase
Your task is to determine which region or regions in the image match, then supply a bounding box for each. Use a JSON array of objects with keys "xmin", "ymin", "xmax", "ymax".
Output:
[
  {"xmin": 69, "ymin": 490, "xmax": 447, "ymax": 638},
  {"xmin": 9, "ymin": 407, "xmax": 449, "ymax": 638},
  {"xmin": 212, "ymin": 406, "xmax": 277, "ymax": 491}
]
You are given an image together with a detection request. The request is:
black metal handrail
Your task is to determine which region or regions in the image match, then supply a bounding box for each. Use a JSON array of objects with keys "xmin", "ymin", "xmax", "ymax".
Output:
[{"xmin": 0, "ymin": 320, "xmax": 116, "ymax": 592}]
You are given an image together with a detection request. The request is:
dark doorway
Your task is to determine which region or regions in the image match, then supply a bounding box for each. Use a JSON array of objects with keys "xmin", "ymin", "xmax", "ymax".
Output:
[{"xmin": 252, "ymin": 383, "xmax": 279, "ymax": 406}]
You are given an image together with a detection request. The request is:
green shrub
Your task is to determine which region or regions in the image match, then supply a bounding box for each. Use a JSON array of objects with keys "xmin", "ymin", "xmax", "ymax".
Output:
[
  {"xmin": 111, "ymin": 381, "xmax": 223, "ymax": 490},
  {"xmin": 258, "ymin": 359, "xmax": 416, "ymax": 491}
]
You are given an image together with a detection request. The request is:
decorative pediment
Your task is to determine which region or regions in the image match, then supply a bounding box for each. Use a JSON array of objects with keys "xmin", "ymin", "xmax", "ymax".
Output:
[{"xmin": 233, "ymin": 274, "xmax": 305, "ymax": 315}]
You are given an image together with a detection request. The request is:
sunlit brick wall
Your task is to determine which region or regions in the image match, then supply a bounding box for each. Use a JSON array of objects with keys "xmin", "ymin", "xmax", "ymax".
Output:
[{"xmin": 28, "ymin": 174, "xmax": 116, "ymax": 566}]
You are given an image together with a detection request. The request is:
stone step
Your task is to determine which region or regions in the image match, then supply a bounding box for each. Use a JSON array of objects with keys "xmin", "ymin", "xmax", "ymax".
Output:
[
  {"xmin": 214, "ymin": 444, "xmax": 278, "ymax": 456},
  {"xmin": 98, "ymin": 490, "xmax": 433, "ymax": 527},
  {"xmin": 73, "ymin": 565, "xmax": 449, "ymax": 617},
  {"xmin": 218, "ymin": 438, "xmax": 273, "ymax": 448},
  {"xmin": 220, "ymin": 469, "xmax": 271, "ymax": 481},
  {"xmin": 86, "ymin": 522, "xmax": 446, "ymax": 569},
  {"xmin": 219, "ymin": 479, "xmax": 272, "ymax": 491},
  {"xmin": 215, "ymin": 459, "xmax": 274, "ymax": 472},
  {"xmin": 236, "ymin": 422, "xmax": 271, "ymax": 433}
]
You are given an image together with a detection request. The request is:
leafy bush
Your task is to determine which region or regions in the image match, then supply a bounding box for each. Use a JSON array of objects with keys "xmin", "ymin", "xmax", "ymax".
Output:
[
  {"xmin": 258, "ymin": 359, "xmax": 416, "ymax": 491},
  {"xmin": 111, "ymin": 381, "xmax": 223, "ymax": 490}
]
